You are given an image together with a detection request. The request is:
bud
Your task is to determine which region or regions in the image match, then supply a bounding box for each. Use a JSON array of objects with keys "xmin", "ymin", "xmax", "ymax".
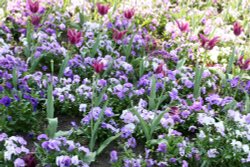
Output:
[
  {"xmin": 124, "ymin": 9, "xmax": 135, "ymax": 19},
  {"xmin": 27, "ymin": 0, "xmax": 39, "ymax": 13},
  {"xmin": 96, "ymin": 3, "xmax": 110, "ymax": 16},
  {"xmin": 93, "ymin": 61, "xmax": 105, "ymax": 73},
  {"xmin": 233, "ymin": 21, "xmax": 243, "ymax": 36},
  {"xmin": 30, "ymin": 15, "xmax": 41, "ymax": 26}
]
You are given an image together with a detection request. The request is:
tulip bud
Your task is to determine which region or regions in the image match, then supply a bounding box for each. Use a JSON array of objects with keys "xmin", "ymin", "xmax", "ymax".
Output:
[
  {"xmin": 124, "ymin": 9, "xmax": 135, "ymax": 19},
  {"xmin": 27, "ymin": 0, "xmax": 39, "ymax": 13},
  {"xmin": 93, "ymin": 61, "xmax": 105, "ymax": 73},
  {"xmin": 96, "ymin": 3, "xmax": 110, "ymax": 16},
  {"xmin": 30, "ymin": 15, "xmax": 41, "ymax": 26},
  {"xmin": 233, "ymin": 21, "xmax": 243, "ymax": 36}
]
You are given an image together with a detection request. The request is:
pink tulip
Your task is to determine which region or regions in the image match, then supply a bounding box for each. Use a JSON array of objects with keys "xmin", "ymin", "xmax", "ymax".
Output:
[
  {"xmin": 96, "ymin": 3, "xmax": 110, "ymax": 16},
  {"xmin": 112, "ymin": 29, "xmax": 127, "ymax": 41},
  {"xmin": 31, "ymin": 15, "xmax": 41, "ymax": 26},
  {"xmin": 124, "ymin": 9, "xmax": 135, "ymax": 19},
  {"xmin": 237, "ymin": 56, "xmax": 250, "ymax": 70},
  {"xmin": 93, "ymin": 61, "xmax": 105, "ymax": 73},
  {"xmin": 199, "ymin": 34, "xmax": 219, "ymax": 50},
  {"xmin": 67, "ymin": 29, "xmax": 82, "ymax": 45},
  {"xmin": 233, "ymin": 21, "xmax": 243, "ymax": 36},
  {"xmin": 176, "ymin": 20, "xmax": 189, "ymax": 32},
  {"xmin": 27, "ymin": 0, "xmax": 39, "ymax": 13}
]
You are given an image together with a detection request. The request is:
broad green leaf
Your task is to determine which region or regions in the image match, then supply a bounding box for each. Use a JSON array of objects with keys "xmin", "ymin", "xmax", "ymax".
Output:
[
  {"xmin": 148, "ymin": 76, "xmax": 157, "ymax": 110},
  {"xmin": 12, "ymin": 68, "xmax": 17, "ymax": 89},
  {"xmin": 46, "ymin": 82, "xmax": 54, "ymax": 118},
  {"xmin": 47, "ymin": 118, "xmax": 58, "ymax": 138},
  {"xmin": 193, "ymin": 63, "xmax": 203, "ymax": 99},
  {"xmin": 176, "ymin": 58, "xmax": 186, "ymax": 70},
  {"xmin": 131, "ymin": 108, "xmax": 151, "ymax": 141},
  {"xmin": 90, "ymin": 33, "xmax": 102, "ymax": 57},
  {"xmin": 245, "ymin": 92, "xmax": 250, "ymax": 113},
  {"xmin": 96, "ymin": 133, "xmax": 120, "ymax": 155},
  {"xmin": 89, "ymin": 103, "xmax": 107, "ymax": 151},
  {"xmin": 150, "ymin": 109, "xmax": 169, "ymax": 137}
]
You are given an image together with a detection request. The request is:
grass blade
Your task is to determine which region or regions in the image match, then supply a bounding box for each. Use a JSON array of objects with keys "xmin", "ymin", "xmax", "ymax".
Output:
[
  {"xmin": 148, "ymin": 76, "xmax": 157, "ymax": 110},
  {"xmin": 193, "ymin": 63, "xmax": 203, "ymax": 99},
  {"xmin": 131, "ymin": 108, "xmax": 150, "ymax": 141},
  {"xmin": 150, "ymin": 109, "xmax": 169, "ymax": 137},
  {"xmin": 96, "ymin": 133, "xmax": 120, "ymax": 155},
  {"xmin": 89, "ymin": 103, "xmax": 107, "ymax": 151}
]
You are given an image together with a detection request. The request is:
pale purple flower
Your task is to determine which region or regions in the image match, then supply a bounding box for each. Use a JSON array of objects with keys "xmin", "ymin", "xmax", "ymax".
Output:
[
  {"xmin": 56, "ymin": 155, "xmax": 71, "ymax": 167},
  {"xmin": 182, "ymin": 160, "xmax": 188, "ymax": 167},
  {"xmin": 190, "ymin": 101, "xmax": 203, "ymax": 111},
  {"xmin": 105, "ymin": 107, "xmax": 114, "ymax": 117},
  {"xmin": 157, "ymin": 143, "xmax": 167, "ymax": 153},
  {"xmin": 207, "ymin": 149, "xmax": 218, "ymax": 158},
  {"xmin": 0, "ymin": 133, "xmax": 7, "ymax": 142},
  {"xmin": 14, "ymin": 158, "xmax": 26, "ymax": 167},
  {"xmin": 169, "ymin": 88, "xmax": 178, "ymax": 101},
  {"xmin": 127, "ymin": 137, "xmax": 137, "ymax": 148},
  {"xmin": 79, "ymin": 104, "xmax": 87, "ymax": 112},
  {"xmin": 110, "ymin": 150, "xmax": 118, "ymax": 162},
  {"xmin": 37, "ymin": 134, "xmax": 48, "ymax": 141}
]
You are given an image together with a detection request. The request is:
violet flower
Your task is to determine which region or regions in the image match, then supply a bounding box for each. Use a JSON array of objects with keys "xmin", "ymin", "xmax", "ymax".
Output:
[
  {"xmin": 0, "ymin": 96, "xmax": 12, "ymax": 107},
  {"xmin": 157, "ymin": 143, "xmax": 167, "ymax": 153},
  {"xmin": 110, "ymin": 150, "xmax": 118, "ymax": 162}
]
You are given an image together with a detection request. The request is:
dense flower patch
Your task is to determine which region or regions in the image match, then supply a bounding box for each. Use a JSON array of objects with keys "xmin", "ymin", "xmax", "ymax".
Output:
[{"xmin": 0, "ymin": 0, "xmax": 250, "ymax": 166}]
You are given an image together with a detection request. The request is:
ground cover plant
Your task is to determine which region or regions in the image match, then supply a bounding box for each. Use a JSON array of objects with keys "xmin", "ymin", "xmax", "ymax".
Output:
[{"xmin": 0, "ymin": 0, "xmax": 250, "ymax": 166}]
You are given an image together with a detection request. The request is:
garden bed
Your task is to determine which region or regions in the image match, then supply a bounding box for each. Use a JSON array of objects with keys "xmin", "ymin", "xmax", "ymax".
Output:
[{"xmin": 0, "ymin": 0, "xmax": 250, "ymax": 167}]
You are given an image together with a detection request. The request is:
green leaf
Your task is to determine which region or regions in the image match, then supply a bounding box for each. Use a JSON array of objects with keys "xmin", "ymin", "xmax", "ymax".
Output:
[
  {"xmin": 54, "ymin": 130, "xmax": 71, "ymax": 137},
  {"xmin": 193, "ymin": 63, "xmax": 203, "ymax": 99},
  {"xmin": 131, "ymin": 108, "xmax": 151, "ymax": 141},
  {"xmin": 176, "ymin": 58, "xmax": 186, "ymax": 70},
  {"xmin": 47, "ymin": 118, "xmax": 58, "ymax": 138},
  {"xmin": 150, "ymin": 109, "xmax": 169, "ymax": 137},
  {"xmin": 96, "ymin": 133, "xmax": 121, "ymax": 155},
  {"xmin": 25, "ymin": 20, "xmax": 33, "ymax": 58},
  {"xmin": 30, "ymin": 54, "xmax": 44, "ymax": 73},
  {"xmin": 12, "ymin": 68, "xmax": 17, "ymax": 89},
  {"xmin": 148, "ymin": 76, "xmax": 157, "ymax": 110},
  {"xmin": 226, "ymin": 47, "xmax": 236, "ymax": 75},
  {"xmin": 90, "ymin": 33, "xmax": 102, "ymax": 57},
  {"xmin": 46, "ymin": 82, "xmax": 54, "ymax": 118},
  {"xmin": 58, "ymin": 53, "xmax": 70, "ymax": 79},
  {"xmin": 245, "ymin": 92, "xmax": 250, "ymax": 113},
  {"xmin": 82, "ymin": 152, "xmax": 96, "ymax": 165},
  {"xmin": 89, "ymin": 103, "xmax": 107, "ymax": 151},
  {"xmin": 123, "ymin": 33, "xmax": 136, "ymax": 59}
]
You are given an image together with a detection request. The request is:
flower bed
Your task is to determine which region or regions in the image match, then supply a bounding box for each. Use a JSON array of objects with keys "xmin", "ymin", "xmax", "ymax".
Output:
[{"xmin": 0, "ymin": 0, "xmax": 250, "ymax": 166}]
